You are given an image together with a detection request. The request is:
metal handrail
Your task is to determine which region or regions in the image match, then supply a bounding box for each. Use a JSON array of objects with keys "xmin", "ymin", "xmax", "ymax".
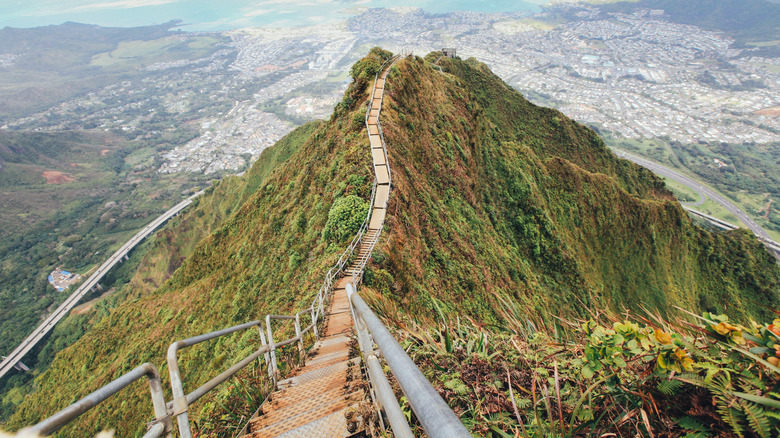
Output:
[
  {"xmin": 25, "ymin": 290, "xmax": 325, "ymax": 437},
  {"xmin": 168, "ymin": 304, "xmax": 320, "ymax": 438},
  {"xmin": 21, "ymin": 363, "xmax": 169, "ymax": 437},
  {"xmin": 347, "ymin": 283, "xmax": 470, "ymax": 437},
  {"xmin": 20, "ymin": 50, "xmax": 459, "ymax": 438}
]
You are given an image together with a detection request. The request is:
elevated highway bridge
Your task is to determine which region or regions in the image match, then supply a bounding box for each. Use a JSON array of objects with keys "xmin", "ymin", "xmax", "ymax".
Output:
[{"xmin": 0, "ymin": 190, "xmax": 204, "ymax": 382}]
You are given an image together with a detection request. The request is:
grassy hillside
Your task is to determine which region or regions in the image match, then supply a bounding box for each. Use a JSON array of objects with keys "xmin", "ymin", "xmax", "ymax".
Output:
[
  {"xmin": 0, "ymin": 128, "xmax": 212, "ymax": 360},
  {"xmin": 3, "ymin": 50, "xmax": 779, "ymax": 436},
  {"xmin": 365, "ymin": 54, "xmax": 779, "ymax": 326},
  {"xmin": 2, "ymin": 76, "xmax": 374, "ymax": 435},
  {"xmin": 0, "ymin": 121, "xmax": 318, "ymax": 425}
]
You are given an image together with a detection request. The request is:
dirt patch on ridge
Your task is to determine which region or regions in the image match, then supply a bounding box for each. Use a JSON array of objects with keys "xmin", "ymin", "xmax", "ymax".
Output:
[{"xmin": 42, "ymin": 171, "xmax": 75, "ymax": 184}]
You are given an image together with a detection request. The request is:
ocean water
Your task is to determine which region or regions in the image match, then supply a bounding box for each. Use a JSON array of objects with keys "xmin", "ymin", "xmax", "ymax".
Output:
[{"xmin": 0, "ymin": 0, "xmax": 544, "ymax": 31}]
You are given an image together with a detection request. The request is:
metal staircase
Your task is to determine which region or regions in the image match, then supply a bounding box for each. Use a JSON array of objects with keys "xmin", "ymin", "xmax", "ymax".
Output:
[
  {"xmin": 241, "ymin": 276, "xmax": 363, "ymax": 437},
  {"xmin": 18, "ymin": 52, "xmax": 470, "ymax": 438},
  {"xmin": 240, "ymin": 53, "xmax": 395, "ymax": 438}
]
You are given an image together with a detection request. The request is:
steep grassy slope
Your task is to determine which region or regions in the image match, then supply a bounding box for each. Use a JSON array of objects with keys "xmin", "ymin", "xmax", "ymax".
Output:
[
  {"xmin": 4, "ymin": 50, "xmax": 779, "ymax": 436},
  {"xmin": 120, "ymin": 121, "xmax": 322, "ymax": 299},
  {"xmin": 0, "ymin": 122, "xmax": 317, "ymax": 422},
  {"xmin": 364, "ymin": 54, "xmax": 779, "ymax": 324},
  {"xmin": 1, "ymin": 118, "xmax": 350, "ymax": 435}
]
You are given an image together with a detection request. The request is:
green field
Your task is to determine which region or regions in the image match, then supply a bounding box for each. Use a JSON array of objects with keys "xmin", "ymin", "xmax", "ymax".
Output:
[
  {"xmin": 90, "ymin": 36, "xmax": 222, "ymax": 68},
  {"xmin": 746, "ymin": 40, "xmax": 780, "ymax": 47},
  {"xmin": 662, "ymin": 177, "xmax": 701, "ymax": 203}
]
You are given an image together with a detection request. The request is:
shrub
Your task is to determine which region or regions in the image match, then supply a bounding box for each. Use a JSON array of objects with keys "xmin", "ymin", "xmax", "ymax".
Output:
[{"xmin": 323, "ymin": 195, "xmax": 369, "ymax": 242}]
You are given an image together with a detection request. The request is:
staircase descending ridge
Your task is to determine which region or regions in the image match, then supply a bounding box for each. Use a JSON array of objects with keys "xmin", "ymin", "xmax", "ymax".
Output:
[{"xmin": 242, "ymin": 60, "xmax": 394, "ymax": 438}]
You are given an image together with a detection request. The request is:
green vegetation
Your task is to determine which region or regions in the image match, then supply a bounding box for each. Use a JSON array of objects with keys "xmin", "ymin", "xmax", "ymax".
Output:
[
  {"xmin": 662, "ymin": 178, "xmax": 700, "ymax": 204},
  {"xmin": 0, "ymin": 21, "xmax": 228, "ymax": 121},
  {"xmin": 2, "ymin": 81, "xmax": 373, "ymax": 434},
  {"xmin": 670, "ymin": 140, "xmax": 780, "ymax": 236},
  {"xmin": 3, "ymin": 50, "xmax": 779, "ymax": 437},
  {"xmin": 364, "ymin": 285, "xmax": 780, "ymax": 436},
  {"xmin": 323, "ymin": 195, "xmax": 369, "ymax": 242},
  {"xmin": 0, "ymin": 121, "xmax": 319, "ymax": 424},
  {"xmin": 90, "ymin": 36, "xmax": 220, "ymax": 68},
  {"xmin": 0, "ymin": 128, "xmax": 214, "ymax": 422},
  {"xmin": 371, "ymin": 53, "xmax": 778, "ymax": 326},
  {"xmin": 0, "ymin": 130, "xmax": 199, "ymax": 353}
]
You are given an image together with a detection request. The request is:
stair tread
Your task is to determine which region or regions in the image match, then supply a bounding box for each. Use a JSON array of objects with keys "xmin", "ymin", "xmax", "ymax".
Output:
[
  {"xmin": 242, "ymin": 58, "xmax": 397, "ymax": 438},
  {"xmin": 249, "ymin": 391, "xmax": 363, "ymax": 437}
]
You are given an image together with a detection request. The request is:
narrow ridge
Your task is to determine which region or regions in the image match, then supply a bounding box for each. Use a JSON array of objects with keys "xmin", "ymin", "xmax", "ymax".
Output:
[{"xmin": 241, "ymin": 57, "xmax": 396, "ymax": 438}]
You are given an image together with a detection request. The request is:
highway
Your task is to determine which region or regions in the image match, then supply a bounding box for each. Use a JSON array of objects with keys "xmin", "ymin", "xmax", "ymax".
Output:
[
  {"xmin": 0, "ymin": 190, "xmax": 204, "ymax": 381},
  {"xmin": 611, "ymin": 148, "xmax": 773, "ymax": 241}
]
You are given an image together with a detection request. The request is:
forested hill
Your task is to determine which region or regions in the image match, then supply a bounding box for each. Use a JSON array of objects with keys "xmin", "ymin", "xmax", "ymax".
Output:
[
  {"xmin": 4, "ymin": 50, "xmax": 779, "ymax": 436},
  {"xmin": 363, "ymin": 53, "xmax": 779, "ymax": 324}
]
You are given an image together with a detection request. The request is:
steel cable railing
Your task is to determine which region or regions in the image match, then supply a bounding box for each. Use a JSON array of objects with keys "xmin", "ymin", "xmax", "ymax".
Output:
[{"xmin": 348, "ymin": 283, "xmax": 471, "ymax": 438}]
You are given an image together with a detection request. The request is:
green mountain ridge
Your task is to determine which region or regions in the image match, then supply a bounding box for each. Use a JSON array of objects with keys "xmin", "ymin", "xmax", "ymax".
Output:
[{"xmin": 3, "ymin": 50, "xmax": 779, "ymax": 436}]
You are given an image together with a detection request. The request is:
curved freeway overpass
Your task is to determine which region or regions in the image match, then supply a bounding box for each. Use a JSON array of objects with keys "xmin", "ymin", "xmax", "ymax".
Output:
[
  {"xmin": 612, "ymin": 148, "xmax": 772, "ymax": 241},
  {"xmin": 0, "ymin": 190, "xmax": 204, "ymax": 381},
  {"xmin": 611, "ymin": 148, "xmax": 780, "ymax": 260}
]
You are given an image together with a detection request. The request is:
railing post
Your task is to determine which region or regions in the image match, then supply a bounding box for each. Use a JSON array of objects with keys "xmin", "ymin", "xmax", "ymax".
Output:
[
  {"xmin": 145, "ymin": 366, "xmax": 172, "ymax": 438},
  {"xmin": 167, "ymin": 343, "xmax": 193, "ymax": 438},
  {"xmin": 258, "ymin": 325, "xmax": 271, "ymax": 378},
  {"xmin": 265, "ymin": 315, "xmax": 278, "ymax": 387},
  {"xmin": 311, "ymin": 306, "xmax": 319, "ymax": 339},
  {"xmin": 294, "ymin": 313, "xmax": 304, "ymax": 363}
]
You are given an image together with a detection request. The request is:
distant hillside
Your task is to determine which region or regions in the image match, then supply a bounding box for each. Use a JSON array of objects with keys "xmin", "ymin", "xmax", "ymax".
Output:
[
  {"xmin": 4, "ymin": 50, "xmax": 779, "ymax": 436},
  {"xmin": 0, "ymin": 21, "xmax": 179, "ymax": 57},
  {"xmin": 601, "ymin": 0, "xmax": 780, "ymax": 42},
  {"xmin": 0, "ymin": 21, "xmax": 227, "ymax": 120}
]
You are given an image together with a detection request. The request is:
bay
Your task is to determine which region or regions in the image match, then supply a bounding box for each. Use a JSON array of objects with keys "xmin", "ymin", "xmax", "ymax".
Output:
[{"xmin": 0, "ymin": 0, "xmax": 544, "ymax": 31}]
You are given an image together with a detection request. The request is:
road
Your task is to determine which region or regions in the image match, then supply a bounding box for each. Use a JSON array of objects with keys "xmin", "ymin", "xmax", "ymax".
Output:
[
  {"xmin": 0, "ymin": 190, "xmax": 204, "ymax": 381},
  {"xmin": 611, "ymin": 148, "xmax": 773, "ymax": 241}
]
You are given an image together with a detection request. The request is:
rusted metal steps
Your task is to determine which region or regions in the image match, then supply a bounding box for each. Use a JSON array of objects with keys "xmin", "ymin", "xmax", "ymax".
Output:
[
  {"xmin": 243, "ymin": 278, "xmax": 363, "ymax": 438},
  {"xmin": 241, "ymin": 60, "xmax": 396, "ymax": 438}
]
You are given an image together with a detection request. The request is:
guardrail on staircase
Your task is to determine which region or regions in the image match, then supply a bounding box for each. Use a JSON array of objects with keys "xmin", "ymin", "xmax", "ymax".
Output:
[
  {"xmin": 345, "ymin": 51, "xmax": 471, "ymax": 437},
  {"xmin": 347, "ymin": 283, "xmax": 471, "ymax": 438},
  {"xmin": 20, "ymin": 173, "xmax": 379, "ymax": 437},
  {"xmin": 350, "ymin": 53, "xmax": 399, "ymax": 288},
  {"xmin": 365, "ymin": 55, "xmax": 399, "ymax": 186},
  {"xmin": 22, "ymin": 363, "xmax": 169, "ymax": 438},
  {"xmin": 21, "ymin": 292, "xmax": 326, "ymax": 438}
]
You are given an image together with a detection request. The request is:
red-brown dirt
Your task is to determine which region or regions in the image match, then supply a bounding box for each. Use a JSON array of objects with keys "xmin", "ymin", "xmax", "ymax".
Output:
[{"xmin": 42, "ymin": 171, "xmax": 75, "ymax": 184}]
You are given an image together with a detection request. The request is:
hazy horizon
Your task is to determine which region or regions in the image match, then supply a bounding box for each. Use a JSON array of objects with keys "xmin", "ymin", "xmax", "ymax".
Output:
[{"xmin": 0, "ymin": 0, "xmax": 549, "ymax": 31}]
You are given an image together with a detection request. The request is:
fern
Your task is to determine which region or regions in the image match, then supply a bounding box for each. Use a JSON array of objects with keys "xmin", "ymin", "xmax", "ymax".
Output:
[
  {"xmin": 677, "ymin": 416, "xmax": 708, "ymax": 432},
  {"xmin": 717, "ymin": 406, "xmax": 746, "ymax": 438},
  {"xmin": 657, "ymin": 379, "xmax": 684, "ymax": 396},
  {"xmin": 444, "ymin": 377, "xmax": 470, "ymax": 395},
  {"xmin": 742, "ymin": 401, "xmax": 771, "ymax": 438},
  {"xmin": 514, "ymin": 397, "xmax": 532, "ymax": 409}
]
